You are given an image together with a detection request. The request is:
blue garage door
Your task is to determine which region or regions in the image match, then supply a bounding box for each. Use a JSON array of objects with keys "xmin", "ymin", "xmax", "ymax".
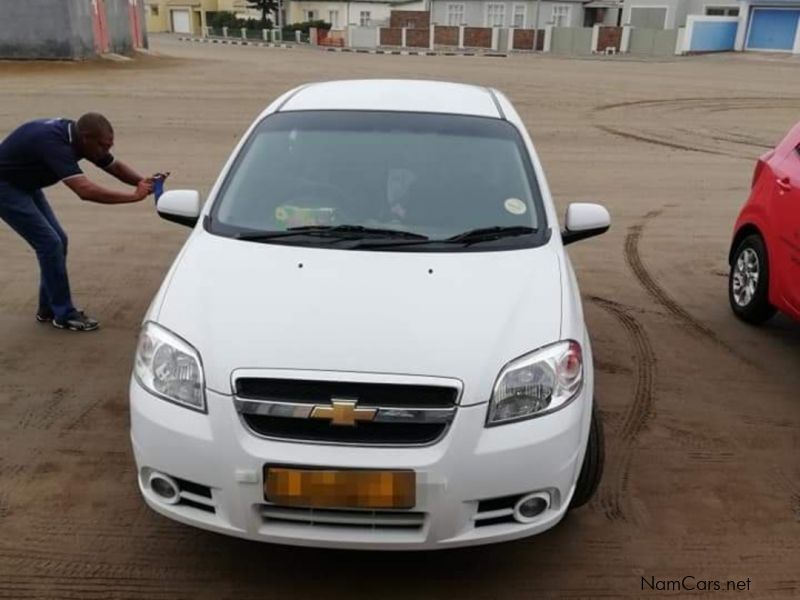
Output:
[{"xmin": 747, "ymin": 8, "xmax": 800, "ymax": 50}]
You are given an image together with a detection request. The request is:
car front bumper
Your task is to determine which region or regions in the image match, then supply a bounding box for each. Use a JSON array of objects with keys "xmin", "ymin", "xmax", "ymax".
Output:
[{"xmin": 130, "ymin": 378, "xmax": 592, "ymax": 550}]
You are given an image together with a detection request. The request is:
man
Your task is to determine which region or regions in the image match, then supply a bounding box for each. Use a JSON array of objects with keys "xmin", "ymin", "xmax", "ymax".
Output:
[{"xmin": 0, "ymin": 113, "xmax": 153, "ymax": 332}]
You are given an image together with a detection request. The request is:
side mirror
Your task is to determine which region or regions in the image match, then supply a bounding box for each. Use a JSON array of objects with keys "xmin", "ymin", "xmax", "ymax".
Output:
[
  {"xmin": 156, "ymin": 190, "xmax": 201, "ymax": 228},
  {"xmin": 562, "ymin": 203, "xmax": 610, "ymax": 245}
]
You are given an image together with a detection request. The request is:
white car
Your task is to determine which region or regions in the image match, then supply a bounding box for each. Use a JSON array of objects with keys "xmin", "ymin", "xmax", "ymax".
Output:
[{"xmin": 131, "ymin": 80, "xmax": 610, "ymax": 550}]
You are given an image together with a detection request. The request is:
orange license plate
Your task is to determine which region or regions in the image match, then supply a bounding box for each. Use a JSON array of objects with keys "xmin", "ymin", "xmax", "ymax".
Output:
[{"xmin": 264, "ymin": 467, "xmax": 416, "ymax": 509}]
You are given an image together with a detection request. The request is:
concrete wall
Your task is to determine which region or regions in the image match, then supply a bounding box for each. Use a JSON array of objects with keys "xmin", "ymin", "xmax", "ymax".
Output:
[
  {"xmin": 0, "ymin": 0, "xmax": 146, "ymax": 59},
  {"xmin": 498, "ymin": 26, "xmax": 510, "ymax": 49},
  {"xmin": 347, "ymin": 25, "xmax": 379, "ymax": 47},
  {"xmin": 0, "ymin": 0, "xmax": 81, "ymax": 59},
  {"xmin": 550, "ymin": 26, "xmax": 592, "ymax": 54},
  {"xmin": 106, "ymin": 0, "xmax": 134, "ymax": 54},
  {"xmin": 67, "ymin": 0, "xmax": 98, "ymax": 58},
  {"xmin": 628, "ymin": 26, "xmax": 679, "ymax": 54},
  {"xmin": 138, "ymin": 0, "xmax": 150, "ymax": 47}
]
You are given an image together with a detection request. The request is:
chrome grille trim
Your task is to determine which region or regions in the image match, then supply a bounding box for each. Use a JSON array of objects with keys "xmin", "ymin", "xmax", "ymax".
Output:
[{"xmin": 234, "ymin": 398, "xmax": 456, "ymax": 424}]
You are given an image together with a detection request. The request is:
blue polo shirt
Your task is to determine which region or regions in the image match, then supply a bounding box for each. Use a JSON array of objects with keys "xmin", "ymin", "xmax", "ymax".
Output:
[{"xmin": 0, "ymin": 119, "xmax": 114, "ymax": 192}]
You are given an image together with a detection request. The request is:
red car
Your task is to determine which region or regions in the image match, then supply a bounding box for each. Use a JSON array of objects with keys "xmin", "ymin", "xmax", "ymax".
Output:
[{"xmin": 729, "ymin": 122, "xmax": 800, "ymax": 324}]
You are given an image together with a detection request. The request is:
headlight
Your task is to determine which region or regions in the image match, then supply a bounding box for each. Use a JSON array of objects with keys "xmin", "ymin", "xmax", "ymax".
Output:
[
  {"xmin": 134, "ymin": 322, "xmax": 206, "ymax": 412},
  {"xmin": 486, "ymin": 340, "xmax": 583, "ymax": 426}
]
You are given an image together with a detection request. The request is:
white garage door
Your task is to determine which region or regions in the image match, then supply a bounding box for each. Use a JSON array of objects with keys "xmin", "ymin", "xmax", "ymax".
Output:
[
  {"xmin": 171, "ymin": 9, "xmax": 192, "ymax": 34},
  {"xmin": 629, "ymin": 7, "xmax": 667, "ymax": 29}
]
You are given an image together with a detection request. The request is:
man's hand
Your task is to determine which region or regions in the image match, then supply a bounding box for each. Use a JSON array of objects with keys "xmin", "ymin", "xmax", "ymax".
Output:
[{"xmin": 133, "ymin": 179, "xmax": 153, "ymax": 201}]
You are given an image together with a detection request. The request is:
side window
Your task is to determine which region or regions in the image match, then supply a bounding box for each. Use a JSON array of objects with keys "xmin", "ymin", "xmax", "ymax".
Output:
[{"xmin": 705, "ymin": 7, "xmax": 739, "ymax": 17}]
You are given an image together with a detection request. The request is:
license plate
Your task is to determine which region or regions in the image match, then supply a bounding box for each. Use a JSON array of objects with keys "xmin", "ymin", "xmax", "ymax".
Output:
[{"xmin": 264, "ymin": 466, "xmax": 416, "ymax": 509}]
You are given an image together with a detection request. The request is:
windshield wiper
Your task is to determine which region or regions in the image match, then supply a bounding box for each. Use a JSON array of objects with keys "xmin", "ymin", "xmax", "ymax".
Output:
[
  {"xmin": 444, "ymin": 226, "xmax": 536, "ymax": 244},
  {"xmin": 351, "ymin": 226, "xmax": 537, "ymax": 250},
  {"xmin": 236, "ymin": 225, "xmax": 428, "ymax": 242}
]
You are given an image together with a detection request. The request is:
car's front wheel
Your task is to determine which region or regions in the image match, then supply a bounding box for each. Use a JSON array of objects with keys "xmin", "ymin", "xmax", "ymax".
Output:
[
  {"xmin": 729, "ymin": 234, "xmax": 776, "ymax": 325},
  {"xmin": 569, "ymin": 403, "xmax": 604, "ymax": 509}
]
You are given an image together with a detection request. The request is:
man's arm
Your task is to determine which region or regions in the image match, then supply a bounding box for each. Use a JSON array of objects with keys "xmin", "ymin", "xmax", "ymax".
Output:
[
  {"xmin": 63, "ymin": 175, "xmax": 152, "ymax": 204},
  {"xmin": 104, "ymin": 159, "xmax": 144, "ymax": 186}
]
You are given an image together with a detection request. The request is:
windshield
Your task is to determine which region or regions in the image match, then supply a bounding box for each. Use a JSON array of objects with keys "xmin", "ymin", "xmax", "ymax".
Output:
[{"xmin": 209, "ymin": 111, "xmax": 548, "ymax": 251}]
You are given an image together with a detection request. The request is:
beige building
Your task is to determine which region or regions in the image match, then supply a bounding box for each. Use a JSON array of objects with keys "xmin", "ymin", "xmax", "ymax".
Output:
[
  {"xmin": 145, "ymin": 0, "xmax": 425, "ymax": 33},
  {"xmin": 144, "ymin": 1, "xmax": 269, "ymax": 34}
]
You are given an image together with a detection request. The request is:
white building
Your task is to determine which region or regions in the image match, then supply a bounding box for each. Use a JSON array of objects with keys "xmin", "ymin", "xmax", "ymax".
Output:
[{"xmin": 289, "ymin": 0, "xmax": 426, "ymax": 29}]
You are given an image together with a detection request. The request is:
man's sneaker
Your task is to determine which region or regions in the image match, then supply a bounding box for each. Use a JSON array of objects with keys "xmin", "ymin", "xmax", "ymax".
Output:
[
  {"xmin": 52, "ymin": 310, "xmax": 100, "ymax": 332},
  {"xmin": 38, "ymin": 308, "xmax": 91, "ymax": 323},
  {"xmin": 36, "ymin": 309, "xmax": 54, "ymax": 323}
]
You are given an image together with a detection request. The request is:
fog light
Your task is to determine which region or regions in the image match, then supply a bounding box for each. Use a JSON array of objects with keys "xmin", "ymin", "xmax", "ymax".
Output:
[
  {"xmin": 513, "ymin": 492, "xmax": 550, "ymax": 523},
  {"xmin": 148, "ymin": 472, "xmax": 180, "ymax": 505}
]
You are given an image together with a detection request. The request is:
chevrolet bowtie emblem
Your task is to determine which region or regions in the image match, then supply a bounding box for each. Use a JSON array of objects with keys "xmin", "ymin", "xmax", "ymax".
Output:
[{"xmin": 310, "ymin": 398, "xmax": 376, "ymax": 426}]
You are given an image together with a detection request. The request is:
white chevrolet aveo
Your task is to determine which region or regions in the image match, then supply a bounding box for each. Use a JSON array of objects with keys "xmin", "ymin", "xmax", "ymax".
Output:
[{"xmin": 131, "ymin": 80, "xmax": 611, "ymax": 550}]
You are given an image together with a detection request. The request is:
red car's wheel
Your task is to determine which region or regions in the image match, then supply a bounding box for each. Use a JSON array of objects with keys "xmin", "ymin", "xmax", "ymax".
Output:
[{"xmin": 729, "ymin": 234, "xmax": 777, "ymax": 324}]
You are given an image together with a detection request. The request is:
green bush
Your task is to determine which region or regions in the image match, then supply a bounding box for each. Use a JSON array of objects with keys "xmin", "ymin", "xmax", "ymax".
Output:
[{"xmin": 207, "ymin": 11, "xmax": 272, "ymax": 31}]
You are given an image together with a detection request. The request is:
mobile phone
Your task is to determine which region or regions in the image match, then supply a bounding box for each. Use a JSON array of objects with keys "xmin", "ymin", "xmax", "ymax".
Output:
[{"xmin": 153, "ymin": 172, "xmax": 170, "ymax": 202}]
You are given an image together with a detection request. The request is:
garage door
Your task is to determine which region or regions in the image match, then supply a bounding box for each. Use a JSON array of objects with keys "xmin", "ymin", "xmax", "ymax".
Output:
[
  {"xmin": 629, "ymin": 7, "xmax": 667, "ymax": 29},
  {"xmin": 747, "ymin": 8, "xmax": 800, "ymax": 51},
  {"xmin": 171, "ymin": 9, "xmax": 192, "ymax": 34}
]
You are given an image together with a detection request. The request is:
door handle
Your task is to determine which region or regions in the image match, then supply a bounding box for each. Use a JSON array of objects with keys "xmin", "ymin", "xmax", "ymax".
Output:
[{"xmin": 777, "ymin": 177, "xmax": 792, "ymax": 192}]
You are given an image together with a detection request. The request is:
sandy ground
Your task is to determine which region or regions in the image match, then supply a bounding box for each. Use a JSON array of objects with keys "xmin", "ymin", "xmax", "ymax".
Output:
[{"xmin": 0, "ymin": 37, "xmax": 798, "ymax": 599}]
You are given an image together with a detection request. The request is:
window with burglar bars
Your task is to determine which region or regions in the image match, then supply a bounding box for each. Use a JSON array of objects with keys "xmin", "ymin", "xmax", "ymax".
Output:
[
  {"xmin": 513, "ymin": 4, "xmax": 526, "ymax": 28},
  {"xmin": 360, "ymin": 11, "xmax": 371, "ymax": 26},
  {"xmin": 486, "ymin": 3, "xmax": 506, "ymax": 27},
  {"xmin": 446, "ymin": 3, "xmax": 465, "ymax": 26},
  {"xmin": 552, "ymin": 5, "xmax": 571, "ymax": 27}
]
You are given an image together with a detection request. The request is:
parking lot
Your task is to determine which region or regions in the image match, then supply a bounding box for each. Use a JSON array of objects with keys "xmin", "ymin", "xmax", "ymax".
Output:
[{"xmin": 0, "ymin": 37, "xmax": 798, "ymax": 598}]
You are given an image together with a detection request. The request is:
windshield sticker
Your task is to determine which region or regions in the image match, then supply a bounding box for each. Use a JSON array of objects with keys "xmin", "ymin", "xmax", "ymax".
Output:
[
  {"xmin": 504, "ymin": 198, "xmax": 527, "ymax": 215},
  {"xmin": 275, "ymin": 206, "xmax": 335, "ymax": 228}
]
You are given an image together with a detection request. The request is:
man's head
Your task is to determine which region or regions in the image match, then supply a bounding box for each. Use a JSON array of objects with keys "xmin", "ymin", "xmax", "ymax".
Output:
[{"xmin": 75, "ymin": 113, "xmax": 114, "ymax": 162}]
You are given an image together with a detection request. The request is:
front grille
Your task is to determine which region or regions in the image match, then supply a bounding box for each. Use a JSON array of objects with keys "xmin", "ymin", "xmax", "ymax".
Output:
[
  {"xmin": 235, "ymin": 377, "xmax": 459, "ymax": 445},
  {"xmin": 242, "ymin": 413, "xmax": 447, "ymax": 444},
  {"xmin": 236, "ymin": 378, "xmax": 458, "ymax": 408},
  {"xmin": 260, "ymin": 504, "xmax": 426, "ymax": 531}
]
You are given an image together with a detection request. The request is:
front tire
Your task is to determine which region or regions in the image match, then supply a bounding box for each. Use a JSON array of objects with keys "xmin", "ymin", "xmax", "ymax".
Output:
[
  {"xmin": 569, "ymin": 403, "xmax": 604, "ymax": 509},
  {"xmin": 729, "ymin": 234, "xmax": 776, "ymax": 325}
]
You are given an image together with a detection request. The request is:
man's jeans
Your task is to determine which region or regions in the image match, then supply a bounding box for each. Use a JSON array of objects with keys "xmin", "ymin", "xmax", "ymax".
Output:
[{"xmin": 0, "ymin": 179, "xmax": 75, "ymax": 318}]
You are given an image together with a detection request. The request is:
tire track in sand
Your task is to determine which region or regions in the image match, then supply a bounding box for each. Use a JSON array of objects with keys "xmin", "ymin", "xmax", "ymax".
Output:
[
  {"xmin": 590, "ymin": 297, "xmax": 657, "ymax": 523},
  {"xmin": 592, "ymin": 97, "xmax": 800, "ymax": 160},
  {"xmin": 625, "ymin": 210, "xmax": 756, "ymax": 367}
]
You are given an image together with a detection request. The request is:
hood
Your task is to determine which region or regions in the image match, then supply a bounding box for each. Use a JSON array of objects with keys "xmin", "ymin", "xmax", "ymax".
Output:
[{"xmin": 156, "ymin": 232, "xmax": 563, "ymax": 405}]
